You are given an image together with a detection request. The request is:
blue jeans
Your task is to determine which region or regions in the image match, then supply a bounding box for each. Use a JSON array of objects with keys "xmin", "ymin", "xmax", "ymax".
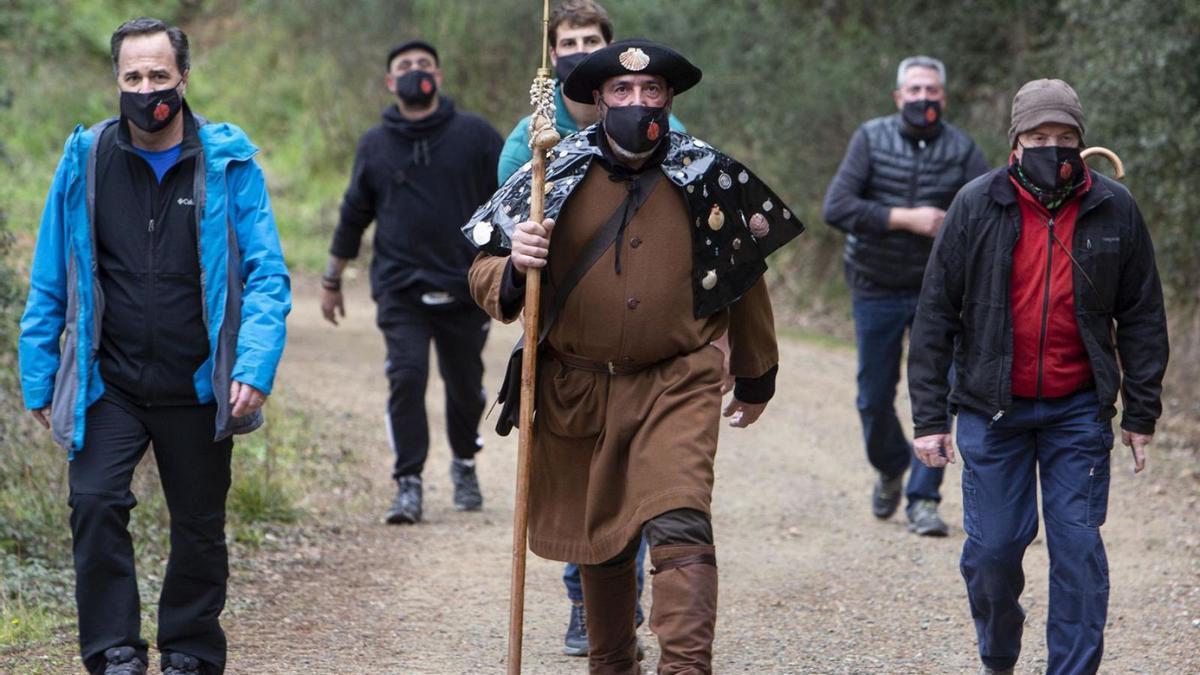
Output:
[
  {"xmin": 564, "ymin": 534, "xmax": 648, "ymax": 605},
  {"xmin": 852, "ymin": 292, "xmax": 943, "ymax": 503},
  {"xmin": 957, "ymin": 390, "xmax": 1114, "ymax": 674}
]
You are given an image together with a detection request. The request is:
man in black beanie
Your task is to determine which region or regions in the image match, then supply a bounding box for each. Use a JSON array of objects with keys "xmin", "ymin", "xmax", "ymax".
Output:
[{"xmin": 320, "ymin": 39, "xmax": 503, "ymax": 524}]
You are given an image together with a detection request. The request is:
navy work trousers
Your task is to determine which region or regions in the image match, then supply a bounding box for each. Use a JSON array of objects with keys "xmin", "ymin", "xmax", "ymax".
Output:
[{"xmin": 957, "ymin": 389, "xmax": 1114, "ymax": 675}]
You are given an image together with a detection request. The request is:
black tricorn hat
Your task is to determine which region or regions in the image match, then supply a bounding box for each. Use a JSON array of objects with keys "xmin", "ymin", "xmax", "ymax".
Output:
[{"xmin": 562, "ymin": 39, "xmax": 703, "ymax": 103}]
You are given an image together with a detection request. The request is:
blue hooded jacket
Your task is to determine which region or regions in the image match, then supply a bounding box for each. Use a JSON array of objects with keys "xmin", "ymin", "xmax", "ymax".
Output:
[{"xmin": 18, "ymin": 113, "xmax": 292, "ymax": 457}]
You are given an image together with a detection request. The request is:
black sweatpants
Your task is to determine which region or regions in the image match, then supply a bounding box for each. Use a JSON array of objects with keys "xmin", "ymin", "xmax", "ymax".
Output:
[
  {"xmin": 68, "ymin": 390, "xmax": 233, "ymax": 675},
  {"xmin": 376, "ymin": 287, "xmax": 489, "ymax": 480}
]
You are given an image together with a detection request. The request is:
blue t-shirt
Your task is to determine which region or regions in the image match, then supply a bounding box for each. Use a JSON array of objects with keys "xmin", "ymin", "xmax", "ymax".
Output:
[{"xmin": 134, "ymin": 143, "xmax": 183, "ymax": 183}]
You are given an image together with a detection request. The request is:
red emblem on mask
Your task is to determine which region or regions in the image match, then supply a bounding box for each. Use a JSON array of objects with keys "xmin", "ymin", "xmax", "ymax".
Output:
[
  {"xmin": 925, "ymin": 106, "xmax": 938, "ymax": 123},
  {"xmin": 420, "ymin": 78, "xmax": 433, "ymax": 94},
  {"xmin": 1059, "ymin": 161, "xmax": 1073, "ymax": 181},
  {"xmin": 646, "ymin": 120, "xmax": 660, "ymax": 141},
  {"xmin": 153, "ymin": 102, "xmax": 170, "ymax": 121}
]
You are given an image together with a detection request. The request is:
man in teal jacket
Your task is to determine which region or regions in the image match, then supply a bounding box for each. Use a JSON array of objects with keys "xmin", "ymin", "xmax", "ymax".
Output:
[
  {"xmin": 496, "ymin": 0, "xmax": 684, "ymax": 186},
  {"xmin": 17, "ymin": 17, "xmax": 290, "ymax": 675}
]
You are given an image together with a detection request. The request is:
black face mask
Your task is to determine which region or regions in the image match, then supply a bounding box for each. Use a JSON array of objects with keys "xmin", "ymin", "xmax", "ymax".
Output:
[
  {"xmin": 120, "ymin": 84, "xmax": 183, "ymax": 133},
  {"xmin": 555, "ymin": 52, "xmax": 588, "ymax": 83},
  {"xmin": 394, "ymin": 70, "xmax": 438, "ymax": 106},
  {"xmin": 901, "ymin": 99, "xmax": 942, "ymax": 130},
  {"xmin": 1018, "ymin": 144, "xmax": 1085, "ymax": 194},
  {"xmin": 602, "ymin": 104, "xmax": 669, "ymax": 155}
]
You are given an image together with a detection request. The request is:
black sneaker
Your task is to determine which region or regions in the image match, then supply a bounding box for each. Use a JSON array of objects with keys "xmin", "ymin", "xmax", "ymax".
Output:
[
  {"xmin": 161, "ymin": 652, "xmax": 201, "ymax": 674},
  {"xmin": 872, "ymin": 471, "xmax": 904, "ymax": 519},
  {"xmin": 450, "ymin": 459, "xmax": 483, "ymax": 511},
  {"xmin": 385, "ymin": 476, "xmax": 423, "ymax": 524},
  {"xmin": 907, "ymin": 499, "xmax": 949, "ymax": 537},
  {"xmin": 563, "ymin": 601, "xmax": 588, "ymax": 656},
  {"xmin": 103, "ymin": 647, "xmax": 146, "ymax": 675}
]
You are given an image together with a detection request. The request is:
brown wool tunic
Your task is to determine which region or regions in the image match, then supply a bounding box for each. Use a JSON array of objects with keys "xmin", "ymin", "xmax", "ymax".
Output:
[{"xmin": 469, "ymin": 163, "xmax": 778, "ymax": 564}]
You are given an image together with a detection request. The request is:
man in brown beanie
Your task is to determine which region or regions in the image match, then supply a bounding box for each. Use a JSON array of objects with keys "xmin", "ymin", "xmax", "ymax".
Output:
[{"xmin": 908, "ymin": 78, "xmax": 1168, "ymax": 675}]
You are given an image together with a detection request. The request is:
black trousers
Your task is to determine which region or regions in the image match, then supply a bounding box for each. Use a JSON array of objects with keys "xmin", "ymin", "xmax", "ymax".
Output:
[
  {"xmin": 68, "ymin": 390, "xmax": 232, "ymax": 675},
  {"xmin": 376, "ymin": 287, "xmax": 489, "ymax": 480}
]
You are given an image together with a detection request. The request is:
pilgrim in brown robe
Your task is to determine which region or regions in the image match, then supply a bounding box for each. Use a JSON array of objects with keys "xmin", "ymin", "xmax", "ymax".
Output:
[{"xmin": 469, "ymin": 161, "xmax": 778, "ymax": 565}]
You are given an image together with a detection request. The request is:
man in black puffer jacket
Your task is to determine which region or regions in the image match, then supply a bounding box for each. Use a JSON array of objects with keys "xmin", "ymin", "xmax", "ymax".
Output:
[
  {"xmin": 320, "ymin": 39, "xmax": 503, "ymax": 525},
  {"xmin": 823, "ymin": 56, "xmax": 988, "ymax": 535}
]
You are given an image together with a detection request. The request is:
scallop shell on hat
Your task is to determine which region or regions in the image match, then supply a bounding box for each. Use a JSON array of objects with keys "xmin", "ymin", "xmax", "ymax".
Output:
[{"xmin": 619, "ymin": 47, "xmax": 650, "ymax": 71}]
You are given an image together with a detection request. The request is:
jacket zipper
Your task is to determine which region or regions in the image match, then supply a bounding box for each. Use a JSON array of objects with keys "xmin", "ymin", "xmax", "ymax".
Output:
[
  {"xmin": 991, "ymin": 214, "xmax": 1021, "ymax": 426},
  {"xmin": 907, "ymin": 139, "xmax": 925, "ymax": 205},
  {"xmin": 1035, "ymin": 217, "xmax": 1055, "ymax": 399},
  {"xmin": 146, "ymin": 169, "xmax": 159, "ymax": 404}
]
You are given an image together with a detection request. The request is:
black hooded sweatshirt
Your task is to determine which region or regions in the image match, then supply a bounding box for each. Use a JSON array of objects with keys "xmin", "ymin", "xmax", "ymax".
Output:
[{"xmin": 330, "ymin": 97, "xmax": 503, "ymax": 301}]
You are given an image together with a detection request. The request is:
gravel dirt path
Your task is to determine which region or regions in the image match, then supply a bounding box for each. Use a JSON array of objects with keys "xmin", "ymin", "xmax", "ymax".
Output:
[
  {"xmin": 224, "ymin": 277, "xmax": 1198, "ymax": 674},
  {"xmin": 6, "ymin": 276, "xmax": 1198, "ymax": 673}
]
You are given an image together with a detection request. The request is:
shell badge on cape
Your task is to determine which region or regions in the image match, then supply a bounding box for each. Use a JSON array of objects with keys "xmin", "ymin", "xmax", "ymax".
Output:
[{"xmin": 619, "ymin": 47, "xmax": 650, "ymax": 71}]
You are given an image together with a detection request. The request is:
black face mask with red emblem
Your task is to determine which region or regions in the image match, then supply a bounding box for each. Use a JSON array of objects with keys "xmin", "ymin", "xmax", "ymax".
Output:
[
  {"xmin": 120, "ymin": 84, "xmax": 183, "ymax": 133},
  {"xmin": 602, "ymin": 104, "xmax": 670, "ymax": 155},
  {"xmin": 1011, "ymin": 144, "xmax": 1086, "ymax": 209},
  {"xmin": 394, "ymin": 70, "xmax": 438, "ymax": 106},
  {"xmin": 901, "ymin": 99, "xmax": 943, "ymax": 138}
]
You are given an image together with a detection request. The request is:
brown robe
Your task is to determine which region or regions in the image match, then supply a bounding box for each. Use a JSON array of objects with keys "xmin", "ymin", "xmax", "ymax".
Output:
[{"xmin": 469, "ymin": 163, "xmax": 778, "ymax": 564}]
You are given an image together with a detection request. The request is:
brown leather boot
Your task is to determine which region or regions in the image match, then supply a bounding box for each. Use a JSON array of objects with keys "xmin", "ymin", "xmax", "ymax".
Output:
[
  {"xmin": 580, "ymin": 553, "xmax": 641, "ymax": 675},
  {"xmin": 649, "ymin": 544, "xmax": 718, "ymax": 675}
]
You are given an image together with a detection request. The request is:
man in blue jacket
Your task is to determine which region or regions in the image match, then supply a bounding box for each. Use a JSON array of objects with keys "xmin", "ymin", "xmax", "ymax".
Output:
[{"xmin": 18, "ymin": 17, "xmax": 290, "ymax": 675}]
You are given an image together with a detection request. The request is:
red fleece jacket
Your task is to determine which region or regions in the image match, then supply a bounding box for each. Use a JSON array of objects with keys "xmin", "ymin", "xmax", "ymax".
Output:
[{"xmin": 1009, "ymin": 172, "xmax": 1094, "ymax": 398}]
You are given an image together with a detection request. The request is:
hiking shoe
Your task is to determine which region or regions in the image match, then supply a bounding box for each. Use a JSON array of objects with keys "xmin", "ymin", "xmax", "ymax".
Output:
[
  {"xmin": 872, "ymin": 472, "xmax": 904, "ymax": 519},
  {"xmin": 384, "ymin": 476, "xmax": 423, "ymax": 524},
  {"xmin": 907, "ymin": 499, "xmax": 949, "ymax": 536},
  {"xmin": 451, "ymin": 459, "xmax": 483, "ymax": 511},
  {"xmin": 563, "ymin": 601, "xmax": 588, "ymax": 656},
  {"xmin": 103, "ymin": 647, "xmax": 147, "ymax": 675},
  {"xmin": 161, "ymin": 652, "xmax": 201, "ymax": 674}
]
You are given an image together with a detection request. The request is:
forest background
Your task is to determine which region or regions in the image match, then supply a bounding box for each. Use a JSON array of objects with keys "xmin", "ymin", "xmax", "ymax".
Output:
[{"xmin": 1, "ymin": 0, "xmax": 1197, "ymax": 651}]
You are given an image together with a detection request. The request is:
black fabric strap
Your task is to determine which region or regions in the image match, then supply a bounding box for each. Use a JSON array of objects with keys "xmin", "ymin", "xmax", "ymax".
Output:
[
  {"xmin": 651, "ymin": 552, "xmax": 718, "ymax": 574},
  {"xmin": 537, "ymin": 168, "xmax": 663, "ymax": 345}
]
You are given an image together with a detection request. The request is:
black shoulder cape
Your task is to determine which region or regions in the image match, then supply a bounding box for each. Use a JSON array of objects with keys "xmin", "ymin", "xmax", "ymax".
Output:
[{"xmin": 462, "ymin": 125, "xmax": 803, "ymax": 318}]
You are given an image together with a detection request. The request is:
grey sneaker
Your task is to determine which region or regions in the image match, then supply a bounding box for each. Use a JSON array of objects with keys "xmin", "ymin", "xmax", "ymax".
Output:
[
  {"xmin": 872, "ymin": 472, "xmax": 904, "ymax": 519},
  {"xmin": 161, "ymin": 652, "xmax": 201, "ymax": 674},
  {"xmin": 103, "ymin": 647, "xmax": 146, "ymax": 675},
  {"xmin": 907, "ymin": 499, "xmax": 949, "ymax": 536},
  {"xmin": 979, "ymin": 666, "xmax": 1014, "ymax": 675},
  {"xmin": 451, "ymin": 459, "xmax": 483, "ymax": 511},
  {"xmin": 385, "ymin": 476, "xmax": 423, "ymax": 524}
]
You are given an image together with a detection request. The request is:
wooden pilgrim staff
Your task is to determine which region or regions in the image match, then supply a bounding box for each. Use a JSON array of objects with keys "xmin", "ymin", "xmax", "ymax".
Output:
[{"xmin": 508, "ymin": 0, "xmax": 561, "ymax": 671}]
